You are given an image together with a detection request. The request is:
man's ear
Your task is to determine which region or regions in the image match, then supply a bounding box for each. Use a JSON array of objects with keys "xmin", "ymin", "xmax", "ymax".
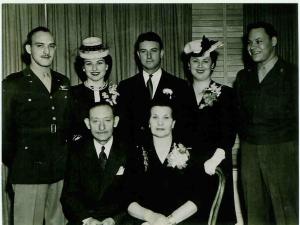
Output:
[
  {"xmin": 160, "ymin": 49, "xmax": 164, "ymax": 58},
  {"xmin": 271, "ymin": 37, "xmax": 277, "ymax": 47},
  {"xmin": 172, "ymin": 120, "xmax": 176, "ymax": 129},
  {"xmin": 84, "ymin": 118, "xmax": 91, "ymax": 130},
  {"xmin": 25, "ymin": 44, "xmax": 32, "ymax": 55},
  {"xmin": 113, "ymin": 116, "xmax": 119, "ymax": 128}
]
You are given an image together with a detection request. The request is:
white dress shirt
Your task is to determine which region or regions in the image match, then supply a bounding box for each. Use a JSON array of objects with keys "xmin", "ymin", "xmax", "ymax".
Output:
[
  {"xmin": 143, "ymin": 68, "xmax": 162, "ymax": 98},
  {"xmin": 93, "ymin": 137, "xmax": 113, "ymax": 159}
]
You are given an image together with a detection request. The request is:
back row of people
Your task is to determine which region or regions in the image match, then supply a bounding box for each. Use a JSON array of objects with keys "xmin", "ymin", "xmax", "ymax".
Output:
[{"xmin": 2, "ymin": 21, "xmax": 297, "ymax": 225}]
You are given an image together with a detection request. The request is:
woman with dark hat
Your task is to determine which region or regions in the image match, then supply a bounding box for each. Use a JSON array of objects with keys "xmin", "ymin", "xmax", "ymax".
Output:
[
  {"xmin": 70, "ymin": 37, "xmax": 118, "ymax": 140},
  {"xmin": 182, "ymin": 36, "xmax": 237, "ymax": 224}
]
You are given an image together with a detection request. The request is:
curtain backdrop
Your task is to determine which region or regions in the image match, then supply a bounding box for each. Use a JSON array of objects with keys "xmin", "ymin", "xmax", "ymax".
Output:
[
  {"xmin": 2, "ymin": 4, "xmax": 192, "ymax": 85},
  {"xmin": 2, "ymin": 4, "xmax": 45, "ymax": 77},
  {"xmin": 243, "ymin": 4, "xmax": 298, "ymax": 65}
]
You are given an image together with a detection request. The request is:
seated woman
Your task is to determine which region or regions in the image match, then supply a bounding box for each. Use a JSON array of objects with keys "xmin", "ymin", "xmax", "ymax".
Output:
[
  {"xmin": 127, "ymin": 94, "xmax": 206, "ymax": 225},
  {"xmin": 181, "ymin": 36, "xmax": 237, "ymax": 224},
  {"xmin": 70, "ymin": 36, "xmax": 118, "ymax": 140}
]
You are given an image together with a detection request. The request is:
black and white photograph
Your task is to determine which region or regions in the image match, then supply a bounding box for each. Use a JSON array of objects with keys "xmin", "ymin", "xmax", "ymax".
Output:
[{"xmin": 1, "ymin": 2, "xmax": 298, "ymax": 225}]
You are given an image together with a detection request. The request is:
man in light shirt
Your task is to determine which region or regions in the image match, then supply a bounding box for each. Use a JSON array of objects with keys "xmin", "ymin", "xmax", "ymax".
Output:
[
  {"xmin": 235, "ymin": 21, "xmax": 298, "ymax": 225},
  {"xmin": 61, "ymin": 102, "xmax": 131, "ymax": 225}
]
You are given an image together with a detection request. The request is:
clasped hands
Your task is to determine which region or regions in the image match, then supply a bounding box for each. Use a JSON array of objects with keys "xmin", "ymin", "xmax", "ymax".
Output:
[
  {"xmin": 82, "ymin": 217, "xmax": 115, "ymax": 225},
  {"xmin": 143, "ymin": 210, "xmax": 174, "ymax": 225}
]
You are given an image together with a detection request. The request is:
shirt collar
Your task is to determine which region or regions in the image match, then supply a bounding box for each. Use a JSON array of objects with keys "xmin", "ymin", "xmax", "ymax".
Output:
[
  {"xmin": 142, "ymin": 68, "xmax": 162, "ymax": 84},
  {"xmin": 93, "ymin": 136, "xmax": 113, "ymax": 158},
  {"xmin": 258, "ymin": 55, "xmax": 278, "ymax": 74}
]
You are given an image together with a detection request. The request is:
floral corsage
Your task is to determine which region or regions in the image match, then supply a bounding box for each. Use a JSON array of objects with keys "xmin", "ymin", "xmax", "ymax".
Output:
[
  {"xmin": 167, "ymin": 143, "xmax": 190, "ymax": 169},
  {"xmin": 141, "ymin": 146, "xmax": 149, "ymax": 171},
  {"xmin": 102, "ymin": 84, "xmax": 119, "ymax": 106},
  {"xmin": 162, "ymin": 88, "xmax": 173, "ymax": 99},
  {"xmin": 199, "ymin": 82, "xmax": 222, "ymax": 109}
]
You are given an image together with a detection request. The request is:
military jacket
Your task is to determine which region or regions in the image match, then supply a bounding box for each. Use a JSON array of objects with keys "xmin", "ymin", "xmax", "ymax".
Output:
[{"xmin": 2, "ymin": 67, "xmax": 71, "ymax": 184}]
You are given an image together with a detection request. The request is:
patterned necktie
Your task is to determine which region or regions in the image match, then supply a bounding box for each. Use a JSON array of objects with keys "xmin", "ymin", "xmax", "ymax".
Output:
[
  {"xmin": 98, "ymin": 146, "xmax": 107, "ymax": 170},
  {"xmin": 147, "ymin": 74, "xmax": 153, "ymax": 99}
]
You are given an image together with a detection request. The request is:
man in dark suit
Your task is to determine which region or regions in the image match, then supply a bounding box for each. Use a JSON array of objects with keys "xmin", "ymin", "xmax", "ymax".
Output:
[
  {"xmin": 61, "ymin": 102, "xmax": 131, "ymax": 225},
  {"xmin": 235, "ymin": 21, "xmax": 298, "ymax": 225},
  {"xmin": 2, "ymin": 26, "xmax": 70, "ymax": 225},
  {"xmin": 117, "ymin": 32, "xmax": 194, "ymax": 146}
]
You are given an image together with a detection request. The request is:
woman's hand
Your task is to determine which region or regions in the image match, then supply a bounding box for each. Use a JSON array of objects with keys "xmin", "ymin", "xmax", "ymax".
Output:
[
  {"xmin": 204, "ymin": 148, "xmax": 225, "ymax": 175},
  {"xmin": 145, "ymin": 210, "xmax": 168, "ymax": 225},
  {"xmin": 82, "ymin": 217, "xmax": 102, "ymax": 225},
  {"xmin": 101, "ymin": 217, "xmax": 115, "ymax": 225}
]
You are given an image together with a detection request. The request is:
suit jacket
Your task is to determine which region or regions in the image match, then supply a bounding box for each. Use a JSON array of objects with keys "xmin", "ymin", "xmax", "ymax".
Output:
[
  {"xmin": 117, "ymin": 70, "xmax": 194, "ymax": 145},
  {"xmin": 234, "ymin": 58, "xmax": 298, "ymax": 144},
  {"xmin": 2, "ymin": 67, "xmax": 70, "ymax": 184},
  {"xmin": 61, "ymin": 137, "xmax": 131, "ymax": 225}
]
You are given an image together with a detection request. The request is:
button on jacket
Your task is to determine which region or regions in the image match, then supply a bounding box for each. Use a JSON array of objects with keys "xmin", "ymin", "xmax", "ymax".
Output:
[{"xmin": 2, "ymin": 67, "xmax": 71, "ymax": 184}]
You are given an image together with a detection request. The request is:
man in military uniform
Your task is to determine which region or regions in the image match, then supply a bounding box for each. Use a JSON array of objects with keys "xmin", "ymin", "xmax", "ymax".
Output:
[
  {"xmin": 2, "ymin": 26, "xmax": 70, "ymax": 225},
  {"xmin": 235, "ymin": 22, "xmax": 298, "ymax": 225}
]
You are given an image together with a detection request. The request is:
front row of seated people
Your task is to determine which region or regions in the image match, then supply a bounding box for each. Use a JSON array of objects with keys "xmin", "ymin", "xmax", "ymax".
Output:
[{"xmin": 61, "ymin": 99, "xmax": 209, "ymax": 225}]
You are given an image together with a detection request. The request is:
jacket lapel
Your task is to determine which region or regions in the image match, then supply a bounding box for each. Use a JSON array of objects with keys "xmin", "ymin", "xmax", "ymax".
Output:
[{"xmin": 50, "ymin": 71, "xmax": 65, "ymax": 94}]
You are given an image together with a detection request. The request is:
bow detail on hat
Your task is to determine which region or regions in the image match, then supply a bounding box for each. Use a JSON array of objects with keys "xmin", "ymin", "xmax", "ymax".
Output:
[{"xmin": 184, "ymin": 36, "xmax": 223, "ymax": 58}]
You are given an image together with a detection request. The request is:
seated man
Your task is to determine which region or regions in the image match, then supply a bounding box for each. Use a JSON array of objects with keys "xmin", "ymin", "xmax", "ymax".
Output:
[{"xmin": 61, "ymin": 102, "xmax": 132, "ymax": 225}]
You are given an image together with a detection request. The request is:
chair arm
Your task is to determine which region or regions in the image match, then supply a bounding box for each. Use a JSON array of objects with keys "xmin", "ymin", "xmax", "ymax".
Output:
[{"xmin": 208, "ymin": 167, "xmax": 226, "ymax": 225}]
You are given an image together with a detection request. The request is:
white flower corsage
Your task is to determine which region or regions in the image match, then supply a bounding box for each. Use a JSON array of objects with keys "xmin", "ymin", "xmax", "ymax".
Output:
[
  {"xmin": 102, "ymin": 84, "xmax": 119, "ymax": 106},
  {"xmin": 141, "ymin": 146, "xmax": 149, "ymax": 171},
  {"xmin": 199, "ymin": 83, "xmax": 222, "ymax": 109},
  {"xmin": 167, "ymin": 143, "xmax": 190, "ymax": 169},
  {"xmin": 162, "ymin": 88, "xmax": 173, "ymax": 99}
]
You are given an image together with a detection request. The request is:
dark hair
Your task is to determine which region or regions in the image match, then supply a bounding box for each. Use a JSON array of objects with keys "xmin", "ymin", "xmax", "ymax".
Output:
[
  {"xmin": 181, "ymin": 36, "xmax": 219, "ymax": 83},
  {"xmin": 246, "ymin": 21, "xmax": 278, "ymax": 39},
  {"xmin": 135, "ymin": 32, "xmax": 164, "ymax": 51},
  {"xmin": 134, "ymin": 32, "xmax": 163, "ymax": 71},
  {"xmin": 74, "ymin": 54, "xmax": 113, "ymax": 82},
  {"xmin": 22, "ymin": 26, "xmax": 53, "ymax": 65},
  {"xmin": 150, "ymin": 97, "xmax": 176, "ymax": 121}
]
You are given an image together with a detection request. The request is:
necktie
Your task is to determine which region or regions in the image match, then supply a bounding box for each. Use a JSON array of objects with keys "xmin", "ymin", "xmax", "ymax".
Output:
[
  {"xmin": 98, "ymin": 146, "xmax": 107, "ymax": 170},
  {"xmin": 147, "ymin": 74, "xmax": 153, "ymax": 99}
]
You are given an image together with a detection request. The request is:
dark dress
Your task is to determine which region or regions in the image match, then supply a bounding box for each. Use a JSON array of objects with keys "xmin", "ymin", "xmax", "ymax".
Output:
[
  {"xmin": 127, "ymin": 136, "xmax": 209, "ymax": 225},
  {"xmin": 189, "ymin": 80, "xmax": 237, "ymax": 224},
  {"xmin": 70, "ymin": 83, "xmax": 116, "ymax": 139}
]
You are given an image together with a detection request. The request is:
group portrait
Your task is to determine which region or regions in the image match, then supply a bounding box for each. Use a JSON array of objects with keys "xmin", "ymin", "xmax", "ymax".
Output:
[{"xmin": 2, "ymin": 3, "xmax": 298, "ymax": 225}]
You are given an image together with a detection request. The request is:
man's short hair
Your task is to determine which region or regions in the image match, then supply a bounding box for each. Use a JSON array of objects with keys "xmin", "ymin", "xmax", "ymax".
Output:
[
  {"xmin": 135, "ymin": 32, "xmax": 164, "ymax": 51},
  {"xmin": 22, "ymin": 26, "xmax": 52, "ymax": 64},
  {"xmin": 246, "ymin": 21, "xmax": 278, "ymax": 39},
  {"xmin": 25, "ymin": 26, "xmax": 52, "ymax": 46},
  {"xmin": 87, "ymin": 102, "xmax": 115, "ymax": 118}
]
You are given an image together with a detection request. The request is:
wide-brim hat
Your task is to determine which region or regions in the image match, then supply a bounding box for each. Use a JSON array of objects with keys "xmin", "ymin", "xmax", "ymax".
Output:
[
  {"xmin": 79, "ymin": 37, "xmax": 109, "ymax": 59},
  {"xmin": 183, "ymin": 36, "xmax": 223, "ymax": 58}
]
